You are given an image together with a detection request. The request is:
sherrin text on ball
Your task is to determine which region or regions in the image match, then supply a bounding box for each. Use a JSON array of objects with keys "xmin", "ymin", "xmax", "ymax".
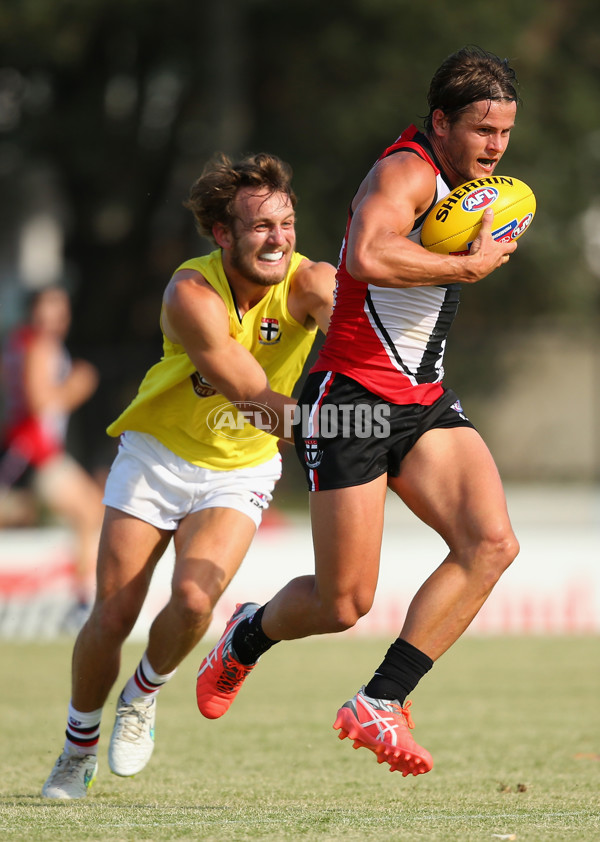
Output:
[{"xmin": 421, "ymin": 176, "xmax": 536, "ymax": 255}]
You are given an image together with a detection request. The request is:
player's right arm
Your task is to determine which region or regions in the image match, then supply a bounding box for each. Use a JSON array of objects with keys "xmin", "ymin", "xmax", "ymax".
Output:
[
  {"xmin": 345, "ymin": 152, "xmax": 517, "ymax": 288},
  {"xmin": 161, "ymin": 270, "xmax": 296, "ymax": 440}
]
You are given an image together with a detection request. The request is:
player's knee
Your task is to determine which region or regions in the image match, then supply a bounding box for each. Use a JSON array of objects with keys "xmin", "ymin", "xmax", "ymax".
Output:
[
  {"xmin": 327, "ymin": 592, "xmax": 373, "ymax": 632},
  {"xmin": 92, "ymin": 599, "xmax": 138, "ymax": 641},
  {"xmin": 479, "ymin": 527, "xmax": 519, "ymax": 585},
  {"xmin": 169, "ymin": 580, "xmax": 213, "ymax": 628},
  {"xmin": 492, "ymin": 527, "xmax": 519, "ymax": 572}
]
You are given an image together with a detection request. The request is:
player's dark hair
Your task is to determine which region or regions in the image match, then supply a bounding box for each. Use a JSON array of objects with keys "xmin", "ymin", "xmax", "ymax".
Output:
[
  {"xmin": 184, "ymin": 152, "xmax": 297, "ymax": 243},
  {"xmin": 424, "ymin": 46, "xmax": 519, "ymax": 132}
]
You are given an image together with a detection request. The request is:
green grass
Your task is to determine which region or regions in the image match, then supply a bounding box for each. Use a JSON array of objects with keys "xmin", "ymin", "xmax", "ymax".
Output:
[{"xmin": 1, "ymin": 636, "xmax": 599, "ymax": 841}]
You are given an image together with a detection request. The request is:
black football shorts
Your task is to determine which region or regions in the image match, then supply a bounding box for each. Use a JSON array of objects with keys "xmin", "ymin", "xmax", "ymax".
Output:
[{"xmin": 293, "ymin": 371, "xmax": 475, "ymax": 491}]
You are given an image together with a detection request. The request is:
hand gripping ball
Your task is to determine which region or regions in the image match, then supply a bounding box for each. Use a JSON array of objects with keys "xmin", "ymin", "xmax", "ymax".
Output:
[{"xmin": 421, "ymin": 176, "xmax": 536, "ymax": 255}]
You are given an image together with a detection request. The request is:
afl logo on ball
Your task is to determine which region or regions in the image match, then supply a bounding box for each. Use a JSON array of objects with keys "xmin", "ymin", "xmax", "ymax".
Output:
[
  {"xmin": 462, "ymin": 187, "xmax": 499, "ymax": 212},
  {"xmin": 512, "ymin": 213, "xmax": 534, "ymax": 238}
]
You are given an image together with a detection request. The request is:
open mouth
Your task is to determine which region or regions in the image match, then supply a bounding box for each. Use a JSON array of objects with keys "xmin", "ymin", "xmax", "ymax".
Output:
[
  {"xmin": 478, "ymin": 158, "xmax": 497, "ymax": 171},
  {"xmin": 259, "ymin": 251, "xmax": 284, "ymax": 263}
]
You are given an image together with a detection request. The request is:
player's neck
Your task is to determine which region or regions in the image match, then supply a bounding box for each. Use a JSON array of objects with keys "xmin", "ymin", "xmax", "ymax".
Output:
[{"xmin": 226, "ymin": 272, "xmax": 275, "ymax": 317}]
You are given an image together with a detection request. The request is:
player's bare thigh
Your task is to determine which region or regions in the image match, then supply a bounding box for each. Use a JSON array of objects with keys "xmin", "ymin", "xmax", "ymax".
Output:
[
  {"xmin": 308, "ymin": 475, "xmax": 388, "ymax": 616},
  {"xmin": 94, "ymin": 506, "xmax": 172, "ymax": 604},
  {"xmin": 388, "ymin": 425, "xmax": 515, "ymax": 554},
  {"xmin": 171, "ymin": 506, "xmax": 257, "ymax": 610}
]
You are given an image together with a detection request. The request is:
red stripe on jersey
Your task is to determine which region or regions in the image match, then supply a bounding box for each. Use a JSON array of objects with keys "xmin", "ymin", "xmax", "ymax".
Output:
[{"xmin": 376, "ymin": 124, "xmax": 440, "ymax": 174}]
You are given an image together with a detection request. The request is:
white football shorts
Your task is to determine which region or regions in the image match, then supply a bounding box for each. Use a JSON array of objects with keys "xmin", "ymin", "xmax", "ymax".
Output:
[{"xmin": 103, "ymin": 430, "xmax": 282, "ymax": 530}]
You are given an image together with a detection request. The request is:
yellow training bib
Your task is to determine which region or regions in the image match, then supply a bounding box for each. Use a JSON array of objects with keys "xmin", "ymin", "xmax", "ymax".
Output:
[{"xmin": 107, "ymin": 250, "xmax": 317, "ymax": 470}]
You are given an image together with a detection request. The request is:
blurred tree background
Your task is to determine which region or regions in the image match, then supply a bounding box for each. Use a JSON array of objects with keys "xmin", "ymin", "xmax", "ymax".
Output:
[{"xmin": 0, "ymin": 0, "xmax": 598, "ymax": 496}]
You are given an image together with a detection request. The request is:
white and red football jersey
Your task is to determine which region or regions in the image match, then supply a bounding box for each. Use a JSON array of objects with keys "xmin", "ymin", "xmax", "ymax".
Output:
[{"xmin": 312, "ymin": 125, "xmax": 459, "ymax": 405}]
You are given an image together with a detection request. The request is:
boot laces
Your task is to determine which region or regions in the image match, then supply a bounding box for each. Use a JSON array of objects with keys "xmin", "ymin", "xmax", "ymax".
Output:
[
  {"xmin": 389, "ymin": 698, "xmax": 415, "ymax": 729},
  {"xmin": 115, "ymin": 699, "xmax": 152, "ymax": 742}
]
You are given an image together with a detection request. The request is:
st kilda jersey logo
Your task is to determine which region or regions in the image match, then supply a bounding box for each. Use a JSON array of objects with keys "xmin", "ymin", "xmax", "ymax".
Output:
[{"xmin": 258, "ymin": 317, "xmax": 281, "ymax": 345}]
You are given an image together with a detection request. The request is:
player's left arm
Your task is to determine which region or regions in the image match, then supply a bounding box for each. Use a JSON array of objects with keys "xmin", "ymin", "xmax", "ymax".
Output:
[{"xmin": 287, "ymin": 258, "xmax": 336, "ymax": 334}]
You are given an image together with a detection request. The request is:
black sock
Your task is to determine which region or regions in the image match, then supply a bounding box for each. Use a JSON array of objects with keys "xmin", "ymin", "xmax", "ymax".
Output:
[
  {"xmin": 364, "ymin": 637, "xmax": 433, "ymax": 704},
  {"xmin": 231, "ymin": 604, "xmax": 279, "ymax": 665}
]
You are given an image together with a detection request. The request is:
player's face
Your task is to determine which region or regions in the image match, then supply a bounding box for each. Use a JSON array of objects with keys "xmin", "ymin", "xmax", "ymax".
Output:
[
  {"xmin": 226, "ymin": 187, "xmax": 296, "ymax": 287},
  {"xmin": 436, "ymin": 99, "xmax": 517, "ymax": 187},
  {"xmin": 31, "ymin": 288, "xmax": 71, "ymax": 338}
]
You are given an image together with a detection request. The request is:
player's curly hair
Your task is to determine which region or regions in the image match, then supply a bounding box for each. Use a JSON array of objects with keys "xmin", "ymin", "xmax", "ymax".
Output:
[
  {"xmin": 184, "ymin": 152, "xmax": 297, "ymax": 243},
  {"xmin": 424, "ymin": 46, "xmax": 520, "ymax": 132}
]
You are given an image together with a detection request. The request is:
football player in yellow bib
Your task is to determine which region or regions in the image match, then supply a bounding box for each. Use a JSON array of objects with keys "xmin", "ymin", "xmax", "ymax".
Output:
[{"xmin": 42, "ymin": 153, "xmax": 335, "ymax": 799}]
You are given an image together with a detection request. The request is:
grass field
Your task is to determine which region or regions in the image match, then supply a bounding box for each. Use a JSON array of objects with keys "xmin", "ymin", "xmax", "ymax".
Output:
[{"xmin": 1, "ymin": 635, "xmax": 598, "ymax": 841}]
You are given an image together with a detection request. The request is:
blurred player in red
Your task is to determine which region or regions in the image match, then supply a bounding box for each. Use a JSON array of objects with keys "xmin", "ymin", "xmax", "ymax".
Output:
[
  {"xmin": 0, "ymin": 286, "xmax": 103, "ymax": 618},
  {"xmin": 196, "ymin": 47, "xmax": 521, "ymax": 776}
]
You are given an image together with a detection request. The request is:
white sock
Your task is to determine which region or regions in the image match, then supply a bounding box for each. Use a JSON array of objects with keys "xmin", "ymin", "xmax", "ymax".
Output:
[
  {"xmin": 120, "ymin": 651, "xmax": 177, "ymax": 704},
  {"xmin": 64, "ymin": 702, "xmax": 102, "ymax": 756}
]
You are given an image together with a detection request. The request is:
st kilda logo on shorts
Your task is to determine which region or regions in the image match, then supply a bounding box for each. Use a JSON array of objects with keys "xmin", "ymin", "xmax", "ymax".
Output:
[
  {"xmin": 303, "ymin": 438, "xmax": 323, "ymax": 469},
  {"xmin": 258, "ymin": 317, "xmax": 281, "ymax": 345}
]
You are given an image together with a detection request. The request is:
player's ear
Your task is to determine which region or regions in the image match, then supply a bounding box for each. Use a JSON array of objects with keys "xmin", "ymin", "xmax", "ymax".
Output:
[
  {"xmin": 431, "ymin": 109, "xmax": 449, "ymax": 137},
  {"xmin": 212, "ymin": 222, "xmax": 233, "ymax": 249}
]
